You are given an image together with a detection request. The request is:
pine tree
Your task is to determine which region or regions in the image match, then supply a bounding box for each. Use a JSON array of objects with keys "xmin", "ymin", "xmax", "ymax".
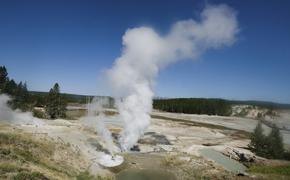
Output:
[
  {"xmin": 8, "ymin": 81, "xmax": 30, "ymax": 111},
  {"xmin": 46, "ymin": 86, "xmax": 57, "ymax": 119},
  {"xmin": 3, "ymin": 79, "xmax": 17, "ymax": 95},
  {"xmin": 267, "ymin": 125, "xmax": 284, "ymax": 159},
  {"xmin": 0, "ymin": 66, "xmax": 8, "ymax": 92},
  {"xmin": 249, "ymin": 121, "xmax": 268, "ymax": 156},
  {"xmin": 249, "ymin": 121, "xmax": 285, "ymax": 159},
  {"xmin": 0, "ymin": 66, "xmax": 33, "ymax": 111},
  {"xmin": 45, "ymin": 83, "xmax": 67, "ymax": 119}
]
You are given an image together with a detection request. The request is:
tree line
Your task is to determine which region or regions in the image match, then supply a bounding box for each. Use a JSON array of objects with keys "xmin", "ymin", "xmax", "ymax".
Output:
[
  {"xmin": 153, "ymin": 98, "xmax": 232, "ymax": 116},
  {"xmin": 0, "ymin": 66, "xmax": 67, "ymax": 119},
  {"xmin": 0, "ymin": 66, "xmax": 31, "ymax": 111}
]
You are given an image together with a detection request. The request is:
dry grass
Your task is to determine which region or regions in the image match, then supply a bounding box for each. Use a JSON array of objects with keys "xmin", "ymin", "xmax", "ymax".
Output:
[
  {"xmin": 161, "ymin": 155, "xmax": 184, "ymax": 167},
  {"xmin": 121, "ymin": 153, "xmax": 240, "ymax": 180},
  {"xmin": 66, "ymin": 109, "xmax": 87, "ymax": 119},
  {"xmin": 66, "ymin": 109, "xmax": 118, "ymax": 120},
  {"xmin": 0, "ymin": 131, "xmax": 95, "ymax": 179},
  {"xmin": 160, "ymin": 154, "xmax": 239, "ymax": 180}
]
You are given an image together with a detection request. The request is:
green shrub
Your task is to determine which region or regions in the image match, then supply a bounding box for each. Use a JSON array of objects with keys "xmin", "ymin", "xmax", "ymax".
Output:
[{"xmin": 249, "ymin": 165, "xmax": 290, "ymax": 176}]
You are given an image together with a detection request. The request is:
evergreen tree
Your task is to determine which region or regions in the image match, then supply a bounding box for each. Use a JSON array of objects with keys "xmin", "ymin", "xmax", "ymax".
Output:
[
  {"xmin": 45, "ymin": 83, "xmax": 67, "ymax": 119},
  {"xmin": 267, "ymin": 124, "xmax": 284, "ymax": 159},
  {"xmin": 46, "ymin": 87, "xmax": 57, "ymax": 119},
  {"xmin": 249, "ymin": 121, "xmax": 285, "ymax": 159},
  {"xmin": 3, "ymin": 79, "xmax": 17, "ymax": 95},
  {"xmin": 8, "ymin": 81, "xmax": 31, "ymax": 111},
  {"xmin": 0, "ymin": 66, "xmax": 34, "ymax": 111},
  {"xmin": 249, "ymin": 121, "xmax": 268, "ymax": 156},
  {"xmin": 0, "ymin": 66, "xmax": 8, "ymax": 92}
]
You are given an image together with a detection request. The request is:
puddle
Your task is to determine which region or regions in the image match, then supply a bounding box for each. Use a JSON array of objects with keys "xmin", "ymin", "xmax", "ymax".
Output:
[
  {"xmin": 116, "ymin": 168, "xmax": 176, "ymax": 180},
  {"xmin": 199, "ymin": 148, "xmax": 247, "ymax": 173}
]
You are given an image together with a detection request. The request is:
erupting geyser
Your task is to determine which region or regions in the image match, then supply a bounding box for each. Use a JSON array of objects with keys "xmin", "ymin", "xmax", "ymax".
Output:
[
  {"xmin": 108, "ymin": 4, "xmax": 239, "ymax": 151},
  {"xmin": 87, "ymin": 4, "xmax": 239, "ymax": 167}
]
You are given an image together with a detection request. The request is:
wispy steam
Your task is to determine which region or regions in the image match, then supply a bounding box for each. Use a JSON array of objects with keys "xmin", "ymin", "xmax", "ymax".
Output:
[
  {"xmin": 81, "ymin": 97, "xmax": 119, "ymax": 153},
  {"xmin": 107, "ymin": 4, "xmax": 239, "ymax": 151},
  {"xmin": 0, "ymin": 94, "xmax": 45, "ymax": 126}
]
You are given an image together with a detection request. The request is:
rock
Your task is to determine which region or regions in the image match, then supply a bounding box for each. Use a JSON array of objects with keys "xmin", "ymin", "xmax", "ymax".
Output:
[
  {"xmin": 138, "ymin": 132, "xmax": 171, "ymax": 145},
  {"xmin": 111, "ymin": 132, "xmax": 119, "ymax": 141},
  {"xmin": 130, "ymin": 145, "xmax": 140, "ymax": 152},
  {"xmin": 202, "ymin": 143, "xmax": 219, "ymax": 146},
  {"xmin": 153, "ymin": 147, "xmax": 166, "ymax": 152},
  {"xmin": 237, "ymin": 172, "xmax": 248, "ymax": 176},
  {"xmin": 159, "ymin": 145, "xmax": 174, "ymax": 152},
  {"xmin": 222, "ymin": 147, "xmax": 264, "ymax": 163}
]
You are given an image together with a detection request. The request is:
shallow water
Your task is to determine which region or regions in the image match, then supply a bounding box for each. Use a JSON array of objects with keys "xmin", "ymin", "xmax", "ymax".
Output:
[
  {"xmin": 199, "ymin": 148, "xmax": 247, "ymax": 173},
  {"xmin": 116, "ymin": 168, "xmax": 176, "ymax": 180}
]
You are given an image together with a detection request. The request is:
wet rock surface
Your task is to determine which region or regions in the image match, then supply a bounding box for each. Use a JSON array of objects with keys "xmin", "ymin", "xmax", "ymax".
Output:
[
  {"xmin": 138, "ymin": 132, "xmax": 171, "ymax": 145},
  {"xmin": 87, "ymin": 137, "xmax": 111, "ymax": 154},
  {"xmin": 130, "ymin": 145, "xmax": 140, "ymax": 152}
]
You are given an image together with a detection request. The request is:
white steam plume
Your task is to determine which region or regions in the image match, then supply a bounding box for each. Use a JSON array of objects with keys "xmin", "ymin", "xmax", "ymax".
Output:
[
  {"xmin": 0, "ymin": 94, "xmax": 45, "ymax": 126},
  {"xmin": 107, "ymin": 4, "xmax": 239, "ymax": 151},
  {"xmin": 81, "ymin": 97, "xmax": 119, "ymax": 154}
]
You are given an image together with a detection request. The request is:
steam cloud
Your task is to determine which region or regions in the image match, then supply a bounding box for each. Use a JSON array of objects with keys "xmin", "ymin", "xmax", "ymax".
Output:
[
  {"xmin": 107, "ymin": 4, "xmax": 239, "ymax": 151},
  {"xmin": 82, "ymin": 97, "xmax": 119, "ymax": 154},
  {"xmin": 0, "ymin": 94, "xmax": 45, "ymax": 126}
]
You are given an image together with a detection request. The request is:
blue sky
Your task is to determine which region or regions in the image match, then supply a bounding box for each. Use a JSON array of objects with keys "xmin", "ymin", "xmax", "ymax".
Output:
[{"xmin": 0, "ymin": 0, "xmax": 290, "ymax": 103}]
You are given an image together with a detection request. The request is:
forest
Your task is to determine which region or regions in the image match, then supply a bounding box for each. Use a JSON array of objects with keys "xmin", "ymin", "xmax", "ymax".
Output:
[{"xmin": 153, "ymin": 98, "xmax": 232, "ymax": 116}]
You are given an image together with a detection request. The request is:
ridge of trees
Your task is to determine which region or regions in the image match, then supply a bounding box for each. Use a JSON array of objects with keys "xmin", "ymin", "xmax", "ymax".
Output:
[
  {"xmin": 153, "ymin": 98, "xmax": 232, "ymax": 116},
  {"xmin": 30, "ymin": 91, "xmax": 95, "ymax": 105}
]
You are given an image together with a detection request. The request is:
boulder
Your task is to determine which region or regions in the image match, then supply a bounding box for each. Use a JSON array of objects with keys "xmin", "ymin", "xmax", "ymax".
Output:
[{"xmin": 222, "ymin": 147, "xmax": 264, "ymax": 163}]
